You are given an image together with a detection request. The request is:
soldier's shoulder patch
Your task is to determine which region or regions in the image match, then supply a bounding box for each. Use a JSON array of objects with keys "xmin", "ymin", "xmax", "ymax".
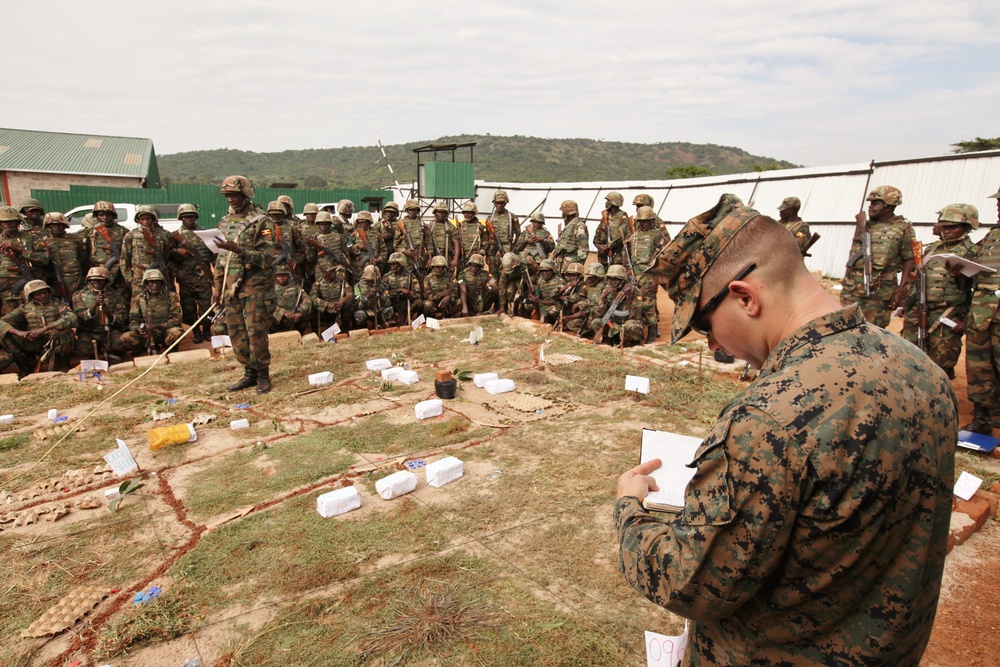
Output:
[
  {"xmin": 796, "ymin": 231, "xmax": 806, "ymax": 238},
  {"xmin": 261, "ymin": 229, "xmax": 272, "ymax": 236}
]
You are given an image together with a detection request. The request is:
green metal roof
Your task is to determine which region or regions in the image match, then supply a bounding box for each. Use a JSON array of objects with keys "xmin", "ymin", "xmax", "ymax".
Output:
[{"xmin": 0, "ymin": 127, "xmax": 158, "ymax": 183}]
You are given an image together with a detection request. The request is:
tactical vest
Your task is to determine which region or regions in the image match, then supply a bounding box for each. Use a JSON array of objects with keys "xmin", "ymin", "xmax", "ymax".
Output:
[
  {"xmin": 630, "ymin": 229, "xmax": 664, "ymax": 265},
  {"xmin": 424, "ymin": 273, "xmax": 454, "ymax": 300},
  {"xmin": 490, "ymin": 211, "xmax": 517, "ymax": 251},
  {"xmin": 459, "ymin": 220, "xmax": 483, "ymax": 256},
  {"xmin": 924, "ymin": 237, "xmax": 976, "ymax": 306},
  {"xmin": 973, "ymin": 228, "xmax": 1000, "ymax": 290}
]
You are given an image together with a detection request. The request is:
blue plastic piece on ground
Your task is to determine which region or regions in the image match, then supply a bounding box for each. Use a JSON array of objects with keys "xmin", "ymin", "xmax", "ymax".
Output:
[
  {"xmin": 167, "ymin": 398, "xmax": 179, "ymax": 404},
  {"xmin": 235, "ymin": 403, "xmax": 251, "ymax": 409},
  {"xmin": 53, "ymin": 416, "xmax": 68, "ymax": 422}
]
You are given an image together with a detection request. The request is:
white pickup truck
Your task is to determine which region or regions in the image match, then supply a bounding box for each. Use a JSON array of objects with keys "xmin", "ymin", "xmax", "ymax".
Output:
[{"xmin": 65, "ymin": 203, "xmax": 183, "ymax": 235}]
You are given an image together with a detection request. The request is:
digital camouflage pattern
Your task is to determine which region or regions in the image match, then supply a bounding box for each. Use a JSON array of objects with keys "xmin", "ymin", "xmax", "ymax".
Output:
[
  {"xmin": 964, "ymin": 224, "xmax": 1000, "ymax": 407},
  {"xmin": 901, "ymin": 234, "xmax": 975, "ymax": 376},
  {"xmin": 120, "ymin": 289, "xmax": 184, "ymax": 350},
  {"xmin": 617, "ymin": 305, "xmax": 956, "ymax": 666},
  {"xmin": 72, "ymin": 282, "xmax": 130, "ymax": 358},
  {"xmin": 840, "ymin": 214, "xmax": 916, "ymax": 326}
]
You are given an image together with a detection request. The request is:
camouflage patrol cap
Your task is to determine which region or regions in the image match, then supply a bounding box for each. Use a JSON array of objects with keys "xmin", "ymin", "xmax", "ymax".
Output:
[
  {"xmin": 274, "ymin": 266, "xmax": 292, "ymax": 276},
  {"xmin": 664, "ymin": 193, "xmax": 761, "ymax": 344},
  {"xmin": 585, "ymin": 263, "xmax": 606, "ymax": 278},
  {"xmin": 337, "ymin": 199, "xmax": 355, "ymax": 215},
  {"xmin": 93, "ymin": 201, "xmax": 118, "ymax": 218},
  {"xmin": 0, "ymin": 206, "xmax": 20, "ymax": 222},
  {"xmin": 303, "ymin": 203, "xmax": 320, "ymax": 215},
  {"xmin": 778, "ymin": 196, "xmax": 801, "ymax": 211},
  {"xmin": 315, "ymin": 211, "xmax": 334, "ymax": 224},
  {"xmin": 433, "ymin": 200, "xmax": 449, "ymax": 213},
  {"xmin": 538, "ymin": 259, "xmax": 556, "ymax": 271},
  {"xmin": 23, "ymin": 279, "xmax": 51, "ymax": 299},
  {"xmin": 605, "ymin": 192, "xmax": 624, "ymax": 207},
  {"xmin": 178, "ymin": 203, "xmax": 199, "ymax": 219},
  {"xmin": 461, "ymin": 202, "xmax": 478, "ymax": 214},
  {"xmin": 468, "ymin": 254, "xmax": 485, "ymax": 266},
  {"xmin": 530, "ymin": 212, "xmax": 545, "ymax": 224},
  {"xmin": 142, "ymin": 269, "xmax": 165, "ymax": 284},
  {"xmin": 362, "ymin": 265, "xmax": 380, "ymax": 281},
  {"xmin": 383, "ymin": 201, "xmax": 400, "ymax": 213},
  {"xmin": 937, "ymin": 203, "xmax": 979, "ymax": 229},
  {"xmin": 636, "ymin": 206, "xmax": 656, "ymax": 221},
  {"xmin": 565, "ymin": 262, "xmax": 584, "ymax": 275},
  {"xmin": 267, "ymin": 201, "xmax": 284, "ymax": 215},
  {"xmin": 560, "ymin": 200, "xmax": 579, "ymax": 215},
  {"xmin": 277, "ymin": 195, "xmax": 294, "ymax": 211},
  {"xmin": 501, "ymin": 251, "xmax": 521, "ymax": 273},
  {"xmin": 866, "ymin": 185, "xmax": 902, "ymax": 207},
  {"xmin": 430, "ymin": 255, "xmax": 449, "ymax": 268},
  {"xmin": 220, "ymin": 175, "xmax": 254, "ymax": 199},
  {"xmin": 17, "ymin": 198, "xmax": 43, "ymax": 213},
  {"xmin": 492, "ymin": 190, "xmax": 509, "ymax": 203},
  {"xmin": 633, "ymin": 193, "xmax": 654, "ymax": 207},
  {"xmin": 44, "ymin": 212, "xmax": 69, "ymax": 226},
  {"xmin": 356, "ymin": 211, "xmax": 374, "ymax": 224},
  {"xmin": 86, "ymin": 266, "xmax": 111, "ymax": 281},
  {"xmin": 388, "ymin": 251, "xmax": 405, "ymax": 264},
  {"xmin": 134, "ymin": 204, "xmax": 158, "ymax": 222},
  {"xmin": 606, "ymin": 264, "xmax": 627, "ymax": 280},
  {"xmin": 404, "ymin": 199, "xmax": 420, "ymax": 211}
]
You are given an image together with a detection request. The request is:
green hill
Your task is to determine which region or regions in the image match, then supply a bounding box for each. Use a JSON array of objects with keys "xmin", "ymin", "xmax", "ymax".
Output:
[{"xmin": 158, "ymin": 134, "xmax": 799, "ymax": 190}]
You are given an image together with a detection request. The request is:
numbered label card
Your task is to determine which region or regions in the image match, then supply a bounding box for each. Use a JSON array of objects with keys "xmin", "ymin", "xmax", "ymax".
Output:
[
  {"xmin": 321, "ymin": 323, "xmax": 341, "ymax": 342},
  {"xmin": 104, "ymin": 439, "xmax": 138, "ymax": 476},
  {"xmin": 954, "ymin": 471, "xmax": 983, "ymax": 501},
  {"xmin": 626, "ymin": 375, "xmax": 650, "ymax": 394},
  {"xmin": 645, "ymin": 623, "xmax": 689, "ymax": 667},
  {"xmin": 410, "ymin": 314, "xmax": 426, "ymax": 330}
]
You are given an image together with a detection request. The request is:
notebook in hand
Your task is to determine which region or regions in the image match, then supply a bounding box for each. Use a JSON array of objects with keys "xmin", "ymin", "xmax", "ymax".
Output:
[{"xmin": 640, "ymin": 428, "xmax": 702, "ymax": 512}]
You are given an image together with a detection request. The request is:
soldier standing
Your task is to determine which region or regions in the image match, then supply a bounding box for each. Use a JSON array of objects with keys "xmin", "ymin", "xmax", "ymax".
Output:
[
  {"xmin": 487, "ymin": 190, "xmax": 519, "ymax": 279},
  {"xmin": 335, "ymin": 199, "xmax": 355, "ymax": 233},
  {"xmin": 426, "ymin": 201, "xmax": 460, "ymax": 274},
  {"xmin": 43, "ymin": 213, "xmax": 86, "ymax": 299},
  {"xmin": 310, "ymin": 211, "xmax": 351, "ymax": 280},
  {"xmin": 513, "ymin": 212, "xmax": 554, "ymax": 265},
  {"xmin": 393, "ymin": 200, "xmax": 428, "ymax": 274},
  {"xmin": 85, "ymin": 201, "xmax": 129, "ymax": 300},
  {"xmin": 271, "ymin": 266, "xmax": 312, "ymax": 333},
  {"xmin": 595, "ymin": 192, "xmax": 631, "ymax": 265},
  {"xmin": 372, "ymin": 201, "xmax": 398, "ymax": 273},
  {"xmin": 170, "ymin": 204, "xmax": 214, "ymax": 343},
  {"xmin": 72, "ymin": 266, "xmax": 129, "ymax": 361},
  {"xmin": 121, "ymin": 269, "xmax": 183, "ymax": 355},
  {"xmin": 629, "ymin": 206, "xmax": 669, "ymax": 342},
  {"xmin": 297, "ymin": 203, "xmax": 321, "ymax": 290},
  {"xmin": 457, "ymin": 202, "xmax": 486, "ymax": 270},
  {"xmin": 122, "ymin": 205, "xmax": 173, "ymax": 295},
  {"xmin": 267, "ymin": 200, "xmax": 300, "ymax": 277},
  {"xmin": 17, "ymin": 198, "xmax": 50, "ymax": 241},
  {"xmin": 348, "ymin": 211, "xmax": 378, "ymax": 275},
  {"xmin": 840, "ymin": 186, "xmax": 915, "ymax": 326},
  {"xmin": 778, "ymin": 196, "xmax": 811, "ymax": 255},
  {"xmin": 277, "ymin": 195, "xmax": 300, "ymax": 223},
  {"xmin": 550, "ymin": 200, "xmax": 590, "ymax": 271},
  {"xmin": 212, "ymin": 175, "xmax": 276, "ymax": 394},
  {"xmin": 383, "ymin": 252, "xmax": 421, "ymax": 325},
  {"xmin": 0, "ymin": 205, "xmax": 50, "ymax": 315},
  {"xmin": 0, "ymin": 279, "xmax": 77, "ymax": 375},
  {"xmin": 632, "ymin": 193, "xmax": 665, "ymax": 229},
  {"xmin": 458, "ymin": 254, "xmax": 497, "ymax": 316}
]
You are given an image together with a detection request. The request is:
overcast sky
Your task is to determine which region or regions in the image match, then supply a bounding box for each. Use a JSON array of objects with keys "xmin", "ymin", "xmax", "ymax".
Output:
[{"xmin": 6, "ymin": 0, "xmax": 998, "ymax": 169}]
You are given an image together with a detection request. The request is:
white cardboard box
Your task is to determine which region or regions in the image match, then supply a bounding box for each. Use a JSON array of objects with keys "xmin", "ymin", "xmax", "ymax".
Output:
[
  {"xmin": 485, "ymin": 379, "xmax": 516, "ymax": 395},
  {"xmin": 0, "ymin": 414, "xmax": 13, "ymax": 425},
  {"xmin": 375, "ymin": 470, "xmax": 419, "ymax": 500},
  {"xmin": 230, "ymin": 419, "xmax": 250, "ymax": 430},
  {"xmin": 414, "ymin": 399, "xmax": 443, "ymax": 420},
  {"xmin": 309, "ymin": 371, "xmax": 334, "ymax": 386},
  {"xmin": 381, "ymin": 366, "xmax": 402, "ymax": 381},
  {"xmin": 426, "ymin": 456, "xmax": 464, "ymax": 488},
  {"xmin": 366, "ymin": 358, "xmax": 392, "ymax": 371},
  {"xmin": 398, "ymin": 370, "xmax": 419, "ymax": 385},
  {"xmin": 473, "ymin": 372, "xmax": 498, "ymax": 388},
  {"xmin": 316, "ymin": 486, "xmax": 362, "ymax": 518}
]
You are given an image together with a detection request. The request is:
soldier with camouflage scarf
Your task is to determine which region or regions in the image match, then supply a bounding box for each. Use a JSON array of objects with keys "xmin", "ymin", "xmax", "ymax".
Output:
[{"xmin": 617, "ymin": 198, "xmax": 955, "ymax": 666}]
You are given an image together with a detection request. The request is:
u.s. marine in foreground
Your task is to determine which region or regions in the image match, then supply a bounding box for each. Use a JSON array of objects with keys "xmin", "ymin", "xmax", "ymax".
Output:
[{"xmin": 617, "ymin": 205, "xmax": 956, "ymax": 666}]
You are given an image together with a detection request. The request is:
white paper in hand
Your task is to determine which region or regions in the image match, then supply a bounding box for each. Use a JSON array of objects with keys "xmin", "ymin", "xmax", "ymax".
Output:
[
  {"xmin": 644, "ymin": 622, "xmax": 689, "ymax": 666},
  {"xmin": 321, "ymin": 323, "xmax": 341, "ymax": 341},
  {"xmin": 104, "ymin": 439, "xmax": 138, "ymax": 476},
  {"xmin": 954, "ymin": 470, "xmax": 983, "ymax": 501},
  {"xmin": 625, "ymin": 375, "xmax": 650, "ymax": 394}
]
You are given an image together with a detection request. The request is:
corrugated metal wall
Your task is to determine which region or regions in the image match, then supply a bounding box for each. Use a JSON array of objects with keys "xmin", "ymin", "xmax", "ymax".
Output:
[{"xmin": 30, "ymin": 184, "xmax": 389, "ymax": 229}]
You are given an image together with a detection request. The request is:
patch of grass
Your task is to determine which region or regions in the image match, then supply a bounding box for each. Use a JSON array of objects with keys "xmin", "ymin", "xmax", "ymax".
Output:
[
  {"xmin": 296, "ymin": 413, "xmax": 489, "ymax": 457},
  {"xmin": 955, "ymin": 450, "xmax": 1000, "ymax": 490},
  {"xmin": 0, "ymin": 432, "xmax": 30, "ymax": 453},
  {"xmin": 94, "ymin": 592, "xmax": 196, "ymax": 661}
]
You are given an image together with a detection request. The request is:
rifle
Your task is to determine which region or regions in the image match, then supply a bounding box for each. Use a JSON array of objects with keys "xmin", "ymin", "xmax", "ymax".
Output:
[
  {"xmin": 597, "ymin": 210, "xmax": 611, "ymax": 266},
  {"xmin": 593, "ymin": 285, "xmax": 633, "ymax": 345},
  {"xmin": 396, "ymin": 219, "xmax": 424, "ymax": 280},
  {"xmin": 306, "ymin": 237, "xmax": 357, "ymax": 278},
  {"xmin": 802, "ymin": 232, "xmax": 821, "ymax": 257},
  {"xmin": 142, "ymin": 295, "xmax": 155, "ymax": 357},
  {"xmin": 172, "ymin": 230, "xmax": 214, "ymax": 279},
  {"xmin": 46, "ymin": 243, "xmax": 69, "ymax": 299},
  {"xmin": 273, "ymin": 223, "xmax": 291, "ymax": 267},
  {"xmin": 863, "ymin": 229, "xmax": 873, "ymax": 297},
  {"xmin": 357, "ymin": 228, "xmax": 375, "ymax": 266},
  {"xmin": 485, "ymin": 215, "xmax": 503, "ymax": 255},
  {"xmin": 34, "ymin": 335, "xmax": 56, "ymax": 374},
  {"xmin": 910, "ymin": 239, "xmax": 927, "ymax": 351},
  {"xmin": 1, "ymin": 241, "xmax": 35, "ymax": 295},
  {"xmin": 95, "ymin": 224, "xmax": 121, "ymax": 271},
  {"xmin": 141, "ymin": 228, "xmax": 168, "ymax": 276}
]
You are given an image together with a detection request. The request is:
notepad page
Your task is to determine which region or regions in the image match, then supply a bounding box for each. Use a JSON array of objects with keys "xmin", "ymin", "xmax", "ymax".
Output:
[{"xmin": 641, "ymin": 429, "xmax": 702, "ymax": 509}]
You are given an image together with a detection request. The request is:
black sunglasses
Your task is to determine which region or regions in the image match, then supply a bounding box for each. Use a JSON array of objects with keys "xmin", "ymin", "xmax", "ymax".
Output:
[{"xmin": 691, "ymin": 262, "xmax": 756, "ymax": 335}]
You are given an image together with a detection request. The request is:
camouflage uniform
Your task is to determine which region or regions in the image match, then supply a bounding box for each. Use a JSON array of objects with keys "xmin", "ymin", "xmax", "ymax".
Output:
[
  {"xmin": 486, "ymin": 200, "xmax": 519, "ymax": 281},
  {"xmin": 352, "ymin": 267, "xmax": 394, "ymax": 328},
  {"xmin": 779, "ymin": 197, "xmax": 811, "ymax": 255},
  {"xmin": 18, "ymin": 198, "xmax": 50, "ymax": 242},
  {"xmin": 599, "ymin": 210, "xmax": 632, "ymax": 265},
  {"xmin": 457, "ymin": 216, "xmax": 486, "ymax": 268},
  {"xmin": 551, "ymin": 212, "xmax": 590, "ymax": 270},
  {"xmin": 171, "ymin": 226, "xmax": 214, "ymax": 331},
  {"xmin": 43, "ymin": 224, "xmax": 86, "ymax": 298},
  {"xmin": 1, "ymin": 224, "xmax": 50, "ymax": 315},
  {"xmin": 964, "ymin": 193, "xmax": 1000, "ymax": 417},
  {"xmin": 347, "ymin": 217, "xmax": 379, "ymax": 276},
  {"xmin": 313, "ymin": 227, "xmax": 350, "ymax": 281},
  {"xmin": 458, "ymin": 257, "xmax": 496, "ymax": 316},
  {"xmin": 392, "ymin": 205, "xmax": 428, "ymax": 273},
  {"xmin": 588, "ymin": 277, "xmax": 643, "ymax": 345},
  {"xmin": 0, "ymin": 285, "xmax": 77, "ymax": 372},
  {"xmin": 310, "ymin": 270, "xmax": 354, "ymax": 332},
  {"xmin": 383, "ymin": 257, "xmax": 422, "ymax": 325},
  {"xmin": 532, "ymin": 262, "xmax": 565, "ymax": 322},
  {"xmin": 498, "ymin": 253, "xmax": 526, "ymax": 316},
  {"xmin": 422, "ymin": 262, "xmax": 458, "ymax": 319},
  {"xmin": 512, "ymin": 217, "xmax": 554, "ymax": 264},
  {"xmin": 295, "ymin": 208, "xmax": 321, "ymax": 289},
  {"xmin": 271, "ymin": 276, "xmax": 312, "ymax": 333},
  {"xmin": 629, "ymin": 210, "xmax": 669, "ymax": 332},
  {"xmin": 426, "ymin": 214, "xmax": 459, "ymax": 267},
  {"xmin": 72, "ymin": 279, "xmax": 130, "ymax": 359},
  {"xmin": 120, "ymin": 279, "xmax": 184, "ymax": 352},
  {"xmin": 901, "ymin": 233, "xmax": 975, "ymax": 378},
  {"xmin": 85, "ymin": 219, "xmax": 128, "ymax": 295},
  {"xmin": 122, "ymin": 224, "xmax": 173, "ymax": 294}
]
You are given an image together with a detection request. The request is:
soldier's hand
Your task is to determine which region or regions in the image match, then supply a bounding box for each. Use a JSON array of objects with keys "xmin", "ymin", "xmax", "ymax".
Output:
[
  {"xmin": 292, "ymin": 313, "xmax": 303, "ymax": 323},
  {"xmin": 11, "ymin": 328, "xmax": 30, "ymax": 339},
  {"xmin": 953, "ymin": 320, "xmax": 967, "ymax": 335},
  {"xmin": 212, "ymin": 287, "xmax": 222, "ymax": 305},
  {"xmin": 461, "ymin": 307, "xmax": 469, "ymax": 316},
  {"xmin": 616, "ymin": 459, "xmax": 661, "ymax": 501},
  {"xmin": 177, "ymin": 248, "xmax": 194, "ymax": 259},
  {"xmin": 854, "ymin": 212, "xmax": 868, "ymax": 229},
  {"xmin": 95, "ymin": 292, "xmax": 106, "ymax": 306}
]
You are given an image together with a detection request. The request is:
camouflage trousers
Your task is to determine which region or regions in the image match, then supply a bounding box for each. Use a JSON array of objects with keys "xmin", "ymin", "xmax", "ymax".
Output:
[
  {"xmin": 390, "ymin": 296, "xmax": 420, "ymax": 327},
  {"xmin": 225, "ymin": 289, "xmax": 274, "ymax": 371},
  {"xmin": 178, "ymin": 279, "xmax": 213, "ymax": 326},
  {"xmin": 965, "ymin": 314, "xmax": 1000, "ymax": 407},
  {"xmin": 74, "ymin": 329, "xmax": 130, "ymax": 359},
  {"xmin": 422, "ymin": 297, "xmax": 457, "ymax": 319},
  {"xmin": 1, "ymin": 330, "xmax": 74, "ymax": 367},
  {"xmin": 901, "ymin": 305, "xmax": 967, "ymax": 378},
  {"xmin": 635, "ymin": 274, "xmax": 659, "ymax": 327},
  {"xmin": 1, "ymin": 294, "xmax": 22, "ymax": 316},
  {"xmin": 588, "ymin": 317, "xmax": 644, "ymax": 346},
  {"xmin": 840, "ymin": 293, "xmax": 892, "ymax": 328},
  {"xmin": 120, "ymin": 327, "xmax": 184, "ymax": 352}
]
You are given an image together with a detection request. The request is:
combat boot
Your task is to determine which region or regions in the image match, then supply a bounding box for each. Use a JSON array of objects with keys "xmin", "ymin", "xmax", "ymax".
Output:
[
  {"xmin": 192, "ymin": 326, "xmax": 203, "ymax": 344},
  {"xmin": 202, "ymin": 322, "xmax": 213, "ymax": 343},
  {"xmin": 256, "ymin": 368, "xmax": 272, "ymax": 394},
  {"xmin": 227, "ymin": 367, "xmax": 258, "ymax": 391},
  {"xmin": 714, "ymin": 349, "xmax": 735, "ymax": 364},
  {"xmin": 962, "ymin": 403, "xmax": 994, "ymax": 436},
  {"xmin": 645, "ymin": 327, "xmax": 657, "ymax": 345}
]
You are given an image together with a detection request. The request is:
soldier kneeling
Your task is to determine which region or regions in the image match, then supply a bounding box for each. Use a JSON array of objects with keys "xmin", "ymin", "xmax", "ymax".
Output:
[
  {"xmin": 120, "ymin": 269, "xmax": 183, "ymax": 355},
  {"xmin": 0, "ymin": 280, "xmax": 77, "ymax": 376}
]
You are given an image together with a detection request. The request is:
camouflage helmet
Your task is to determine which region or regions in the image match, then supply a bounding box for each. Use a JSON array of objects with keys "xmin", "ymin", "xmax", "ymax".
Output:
[
  {"xmin": 361, "ymin": 265, "xmax": 380, "ymax": 281},
  {"xmin": 433, "ymin": 200, "xmax": 449, "ymax": 212},
  {"xmin": 633, "ymin": 193, "xmax": 654, "ymax": 207},
  {"xmin": 937, "ymin": 203, "xmax": 980, "ymax": 229},
  {"xmin": 383, "ymin": 201, "xmax": 400, "ymax": 213},
  {"xmin": 267, "ymin": 200, "xmax": 284, "ymax": 215},
  {"xmin": 605, "ymin": 191, "xmax": 624, "ymax": 208},
  {"xmin": 501, "ymin": 251, "xmax": 521, "ymax": 272},
  {"xmin": 220, "ymin": 175, "xmax": 255, "ymax": 199},
  {"xmin": 337, "ymin": 199, "xmax": 354, "ymax": 215},
  {"xmin": 303, "ymin": 203, "xmax": 320, "ymax": 215},
  {"xmin": 530, "ymin": 212, "xmax": 546, "ymax": 224},
  {"xmin": 0, "ymin": 206, "xmax": 21, "ymax": 222},
  {"xmin": 277, "ymin": 195, "xmax": 294, "ymax": 211},
  {"xmin": 461, "ymin": 202, "xmax": 478, "ymax": 214},
  {"xmin": 778, "ymin": 196, "xmax": 801, "ymax": 211},
  {"xmin": 404, "ymin": 199, "xmax": 421, "ymax": 211},
  {"xmin": 538, "ymin": 259, "xmax": 556, "ymax": 271},
  {"xmin": 17, "ymin": 197, "xmax": 44, "ymax": 213},
  {"xmin": 468, "ymin": 253, "xmax": 485, "ymax": 266},
  {"xmin": 315, "ymin": 211, "xmax": 334, "ymax": 224},
  {"xmin": 23, "ymin": 279, "xmax": 51, "ymax": 299},
  {"xmin": 142, "ymin": 269, "xmax": 166, "ymax": 284},
  {"xmin": 636, "ymin": 206, "xmax": 656, "ymax": 221},
  {"xmin": 559, "ymin": 200, "xmax": 579, "ymax": 215},
  {"xmin": 492, "ymin": 190, "xmax": 509, "ymax": 203},
  {"xmin": 44, "ymin": 212, "xmax": 69, "ymax": 226},
  {"xmin": 430, "ymin": 255, "xmax": 449, "ymax": 268},
  {"xmin": 565, "ymin": 262, "xmax": 584, "ymax": 275},
  {"xmin": 134, "ymin": 204, "xmax": 159, "ymax": 222},
  {"xmin": 866, "ymin": 186, "xmax": 902, "ymax": 207},
  {"xmin": 274, "ymin": 266, "xmax": 292, "ymax": 277},
  {"xmin": 177, "ymin": 203, "xmax": 199, "ymax": 219},
  {"xmin": 585, "ymin": 263, "xmax": 606, "ymax": 278},
  {"xmin": 86, "ymin": 266, "xmax": 112, "ymax": 281},
  {"xmin": 388, "ymin": 251, "xmax": 405, "ymax": 264},
  {"xmin": 93, "ymin": 201, "xmax": 118, "ymax": 218},
  {"xmin": 606, "ymin": 264, "xmax": 627, "ymax": 280},
  {"xmin": 356, "ymin": 211, "xmax": 374, "ymax": 224}
]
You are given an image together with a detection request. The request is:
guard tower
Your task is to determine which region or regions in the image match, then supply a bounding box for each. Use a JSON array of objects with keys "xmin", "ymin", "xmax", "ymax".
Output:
[{"xmin": 413, "ymin": 142, "xmax": 476, "ymax": 202}]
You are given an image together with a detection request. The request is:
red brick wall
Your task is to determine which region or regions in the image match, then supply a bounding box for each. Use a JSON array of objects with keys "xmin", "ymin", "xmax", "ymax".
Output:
[{"xmin": 4, "ymin": 171, "xmax": 140, "ymax": 206}]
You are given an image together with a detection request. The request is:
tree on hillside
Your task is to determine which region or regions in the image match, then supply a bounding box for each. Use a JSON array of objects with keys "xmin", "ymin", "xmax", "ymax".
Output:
[
  {"xmin": 665, "ymin": 165, "xmax": 714, "ymax": 179},
  {"xmin": 303, "ymin": 175, "xmax": 328, "ymax": 188},
  {"xmin": 951, "ymin": 137, "xmax": 1000, "ymax": 153},
  {"xmin": 751, "ymin": 163, "xmax": 789, "ymax": 172}
]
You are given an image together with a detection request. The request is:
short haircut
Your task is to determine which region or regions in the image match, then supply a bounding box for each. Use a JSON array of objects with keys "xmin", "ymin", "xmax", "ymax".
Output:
[{"xmin": 704, "ymin": 215, "xmax": 805, "ymax": 295}]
